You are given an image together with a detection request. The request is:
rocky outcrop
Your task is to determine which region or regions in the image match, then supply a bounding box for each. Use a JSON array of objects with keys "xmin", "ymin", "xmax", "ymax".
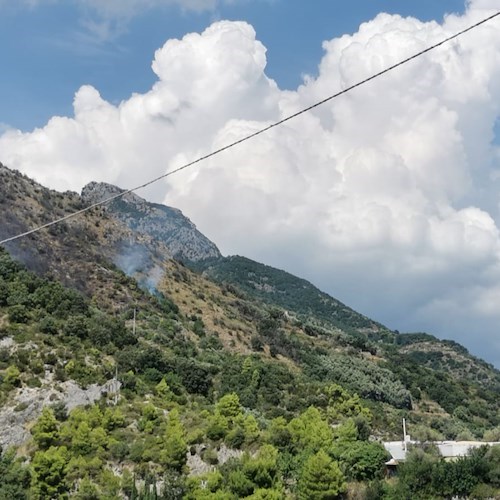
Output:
[
  {"xmin": 82, "ymin": 182, "xmax": 221, "ymax": 263},
  {"xmin": 0, "ymin": 375, "xmax": 121, "ymax": 451},
  {"xmin": 187, "ymin": 444, "xmax": 244, "ymax": 476}
]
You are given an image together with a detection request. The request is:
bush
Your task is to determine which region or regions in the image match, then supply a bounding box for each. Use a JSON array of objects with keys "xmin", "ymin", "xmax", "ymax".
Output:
[
  {"xmin": 470, "ymin": 483, "xmax": 498, "ymax": 499},
  {"xmin": 8, "ymin": 305, "xmax": 29, "ymax": 324},
  {"xmin": 202, "ymin": 448, "xmax": 219, "ymax": 465},
  {"xmin": 26, "ymin": 377, "xmax": 42, "ymax": 388},
  {"xmin": 109, "ymin": 441, "xmax": 129, "ymax": 462},
  {"xmin": 39, "ymin": 316, "xmax": 59, "ymax": 335},
  {"xmin": 336, "ymin": 441, "xmax": 389, "ymax": 481},
  {"xmin": 226, "ymin": 427, "xmax": 245, "ymax": 449}
]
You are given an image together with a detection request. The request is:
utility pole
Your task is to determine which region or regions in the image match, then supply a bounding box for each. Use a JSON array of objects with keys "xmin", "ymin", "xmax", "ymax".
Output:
[
  {"xmin": 114, "ymin": 365, "xmax": 118, "ymax": 406},
  {"xmin": 133, "ymin": 307, "xmax": 136, "ymax": 335},
  {"xmin": 403, "ymin": 418, "xmax": 408, "ymax": 452}
]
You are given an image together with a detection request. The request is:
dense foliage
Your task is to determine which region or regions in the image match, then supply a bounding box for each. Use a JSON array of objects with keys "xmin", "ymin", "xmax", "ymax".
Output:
[
  {"xmin": 193, "ymin": 256, "xmax": 380, "ymax": 332},
  {"xmin": 1, "ymin": 244, "xmax": 500, "ymax": 498}
]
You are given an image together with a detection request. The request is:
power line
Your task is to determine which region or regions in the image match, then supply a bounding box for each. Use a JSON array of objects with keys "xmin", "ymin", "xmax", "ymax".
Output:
[{"xmin": 1, "ymin": 10, "xmax": 499, "ymax": 246}]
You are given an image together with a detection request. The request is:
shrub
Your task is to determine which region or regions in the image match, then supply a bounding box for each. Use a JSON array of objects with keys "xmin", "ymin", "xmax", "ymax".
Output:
[{"xmin": 8, "ymin": 305, "xmax": 29, "ymax": 324}]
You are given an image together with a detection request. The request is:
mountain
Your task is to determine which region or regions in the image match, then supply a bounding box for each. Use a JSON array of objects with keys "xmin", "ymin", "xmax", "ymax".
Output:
[
  {"xmin": 1, "ymin": 163, "xmax": 499, "ymax": 499},
  {"xmin": 0, "ymin": 164, "xmax": 175, "ymax": 298},
  {"xmin": 192, "ymin": 255, "xmax": 384, "ymax": 335},
  {"xmin": 92, "ymin": 183, "xmax": 385, "ymax": 336},
  {"xmin": 82, "ymin": 181, "xmax": 221, "ymax": 263}
]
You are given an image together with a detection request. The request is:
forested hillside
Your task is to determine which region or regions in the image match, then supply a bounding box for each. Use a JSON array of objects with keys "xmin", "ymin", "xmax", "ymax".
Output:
[
  {"xmin": 1, "ymin": 164, "xmax": 500, "ymax": 499},
  {"xmin": 193, "ymin": 256, "xmax": 382, "ymax": 334}
]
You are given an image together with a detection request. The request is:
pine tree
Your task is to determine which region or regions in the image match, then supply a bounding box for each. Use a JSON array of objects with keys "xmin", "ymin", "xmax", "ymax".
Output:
[
  {"xmin": 0, "ymin": 447, "xmax": 31, "ymax": 499},
  {"xmin": 216, "ymin": 393, "xmax": 242, "ymax": 420},
  {"xmin": 160, "ymin": 409, "xmax": 187, "ymax": 472},
  {"xmin": 31, "ymin": 407, "xmax": 59, "ymax": 449},
  {"xmin": 297, "ymin": 450, "xmax": 346, "ymax": 500},
  {"xmin": 31, "ymin": 446, "xmax": 69, "ymax": 499}
]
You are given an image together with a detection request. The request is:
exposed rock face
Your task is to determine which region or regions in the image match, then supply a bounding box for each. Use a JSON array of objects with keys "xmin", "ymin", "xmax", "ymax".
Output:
[
  {"xmin": 82, "ymin": 182, "xmax": 221, "ymax": 263},
  {"xmin": 0, "ymin": 376, "xmax": 121, "ymax": 450},
  {"xmin": 187, "ymin": 444, "xmax": 244, "ymax": 477}
]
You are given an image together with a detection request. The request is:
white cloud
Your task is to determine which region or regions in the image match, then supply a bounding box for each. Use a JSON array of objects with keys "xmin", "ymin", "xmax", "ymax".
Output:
[{"xmin": 2, "ymin": 3, "xmax": 500, "ymax": 364}]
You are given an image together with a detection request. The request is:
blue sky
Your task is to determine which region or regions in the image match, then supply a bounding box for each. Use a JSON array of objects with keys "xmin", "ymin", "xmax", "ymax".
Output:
[
  {"xmin": 3, "ymin": 0, "xmax": 500, "ymax": 367},
  {"xmin": 0, "ymin": 0, "xmax": 466, "ymax": 131}
]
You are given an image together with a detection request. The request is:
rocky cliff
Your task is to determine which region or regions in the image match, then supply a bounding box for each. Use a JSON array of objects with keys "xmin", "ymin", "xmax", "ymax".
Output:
[{"xmin": 81, "ymin": 182, "xmax": 221, "ymax": 263}]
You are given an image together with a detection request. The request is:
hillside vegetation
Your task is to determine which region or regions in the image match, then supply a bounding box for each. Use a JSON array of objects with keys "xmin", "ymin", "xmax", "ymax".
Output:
[
  {"xmin": 0, "ymin": 164, "xmax": 499, "ymax": 499},
  {"xmin": 193, "ymin": 256, "xmax": 382, "ymax": 334}
]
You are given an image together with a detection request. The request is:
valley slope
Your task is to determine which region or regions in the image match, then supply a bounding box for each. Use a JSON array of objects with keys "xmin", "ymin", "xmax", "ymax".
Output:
[{"xmin": 0, "ymin": 163, "xmax": 499, "ymax": 499}]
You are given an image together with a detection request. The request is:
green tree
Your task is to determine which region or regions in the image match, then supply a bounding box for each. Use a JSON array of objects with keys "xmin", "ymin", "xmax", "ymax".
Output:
[
  {"xmin": 31, "ymin": 446, "xmax": 69, "ymax": 499},
  {"xmin": 243, "ymin": 445, "xmax": 279, "ymax": 489},
  {"xmin": 161, "ymin": 408, "xmax": 187, "ymax": 471},
  {"xmin": 267, "ymin": 417, "xmax": 291, "ymax": 449},
  {"xmin": 155, "ymin": 378, "xmax": 172, "ymax": 400},
  {"xmin": 216, "ymin": 393, "xmax": 242, "ymax": 421},
  {"xmin": 225, "ymin": 426, "xmax": 245, "ymax": 449},
  {"xmin": 227, "ymin": 469, "xmax": 254, "ymax": 497},
  {"xmin": 31, "ymin": 407, "xmax": 60, "ymax": 449},
  {"xmin": 336, "ymin": 441, "xmax": 388, "ymax": 481},
  {"xmin": 98, "ymin": 469, "xmax": 121, "ymax": 498},
  {"xmin": 0, "ymin": 447, "xmax": 31, "ymax": 500},
  {"xmin": 243, "ymin": 414, "xmax": 260, "ymax": 444},
  {"xmin": 325, "ymin": 383, "xmax": 371, "ymax": 422},
  {"xmin": 186, "ymin": 470, "xmax": 223, "ymax": 496},
  {"xmin": 297, "ymin": 450, "xmax": 346, "ymax": 500},
  {"xmin": 62, "ymin": 315, "xmax": 89, "ymax": 339},
  {"xmin": 485, "ymin": 444, "xmax": 500, "ymax": 487},
  {"xmin": 8, "ymin": 304, "xmax": 30, "ymax": 323},
  {"xmin": 102, "ymin": 407, "xmax": 125, "ymax": 431},
  {"xmin": 6, "ymin": 280, "xmax": 31, "ymax": 307},
  {"xmin": 74, "ymin": 476, "xmax": 100, "ymax": 499},
  {"xmin": 288, "ymin": 407, "xmax": 332, "ymax": 453},
  {"xmin": 246, "ymin": 488, "xmax": 284, "ymax": 500},
  {"xmin": 66, "ymin": 456, "xmax": 103, "ymax": 485},
  {"xmin": 72, "ymin": 421, "xmax": 93, "ymax": 455},
  {"xmin": 397, "ymin": 446, "xmax": 439, "ymax": 498},
  {"xmin": 121, "ymin": 469, "xmax": 137, "ymax": 499},
  {"xmin": 206, "ymin": 412, "xmax": 229, "ymax": 441},
  {"xmin": 39, "ymin": 315, "xmax": 59, "ymax": 335},
  {"xmin": 332, "ymin": 418, "xmax": 358, "ymax": 442}
]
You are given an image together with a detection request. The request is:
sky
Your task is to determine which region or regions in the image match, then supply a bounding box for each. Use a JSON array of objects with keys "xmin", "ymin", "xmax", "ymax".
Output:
[{"xmin": 2, "ymin": 0, "xmax": 500, "ymax": 366}]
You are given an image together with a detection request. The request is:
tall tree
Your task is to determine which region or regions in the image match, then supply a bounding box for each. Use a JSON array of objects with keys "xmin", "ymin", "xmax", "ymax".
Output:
[
  {"xmin": 0, "ymin": 447, "xmax": 31, "ymax": 500},
  {"xmin": 160, "ymin": 409, "xmax": 187, "ymax": 472},
  {"xmin": 31, "ymin": 446, "xmax": 69, "ymax": 499},
  {"xmin": 31, "ymin": 407, "xmax": 60, "ymax": 449},
  {"xmin": 297, "ymin": 450, "xmax": 346, "ymax": 500}
]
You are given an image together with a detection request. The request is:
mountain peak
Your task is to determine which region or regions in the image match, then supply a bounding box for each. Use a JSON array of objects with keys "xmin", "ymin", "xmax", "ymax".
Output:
[{"xmin": 81, "ymin": 181, "xmax": 221, "ymax": 263}]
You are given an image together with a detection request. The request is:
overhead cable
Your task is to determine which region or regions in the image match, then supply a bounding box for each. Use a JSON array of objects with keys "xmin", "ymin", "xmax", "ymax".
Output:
[{"xmin": 1, "ymin": 10, "xmax": 499, "ymax": 246}]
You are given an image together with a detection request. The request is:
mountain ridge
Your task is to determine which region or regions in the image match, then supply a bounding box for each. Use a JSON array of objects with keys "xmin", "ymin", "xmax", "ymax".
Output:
[
  {"xmin": 1, "ymin": 162, "xmax": 500, "ymax": 498},
  {"xmin": 81, "ymin": 181, "xmax": 221, "ymax": 263}
]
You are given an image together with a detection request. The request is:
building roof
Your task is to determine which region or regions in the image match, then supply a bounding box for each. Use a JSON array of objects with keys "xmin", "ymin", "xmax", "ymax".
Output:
[{"xmin": 383, "ymin": 440, "xmax": 500, "ymax": 462}]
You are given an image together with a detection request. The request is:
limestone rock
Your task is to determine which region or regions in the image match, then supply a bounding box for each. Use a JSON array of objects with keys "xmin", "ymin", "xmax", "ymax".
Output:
[{"xmin": 82, "ymin": 182, "xmax": 221, "ymax": 263}]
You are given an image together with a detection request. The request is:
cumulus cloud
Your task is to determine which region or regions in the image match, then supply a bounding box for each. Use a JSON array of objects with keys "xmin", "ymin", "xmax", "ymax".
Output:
[{"xmin": 2, "ymin": 2, "xmax": 500, "ymax": 364}]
